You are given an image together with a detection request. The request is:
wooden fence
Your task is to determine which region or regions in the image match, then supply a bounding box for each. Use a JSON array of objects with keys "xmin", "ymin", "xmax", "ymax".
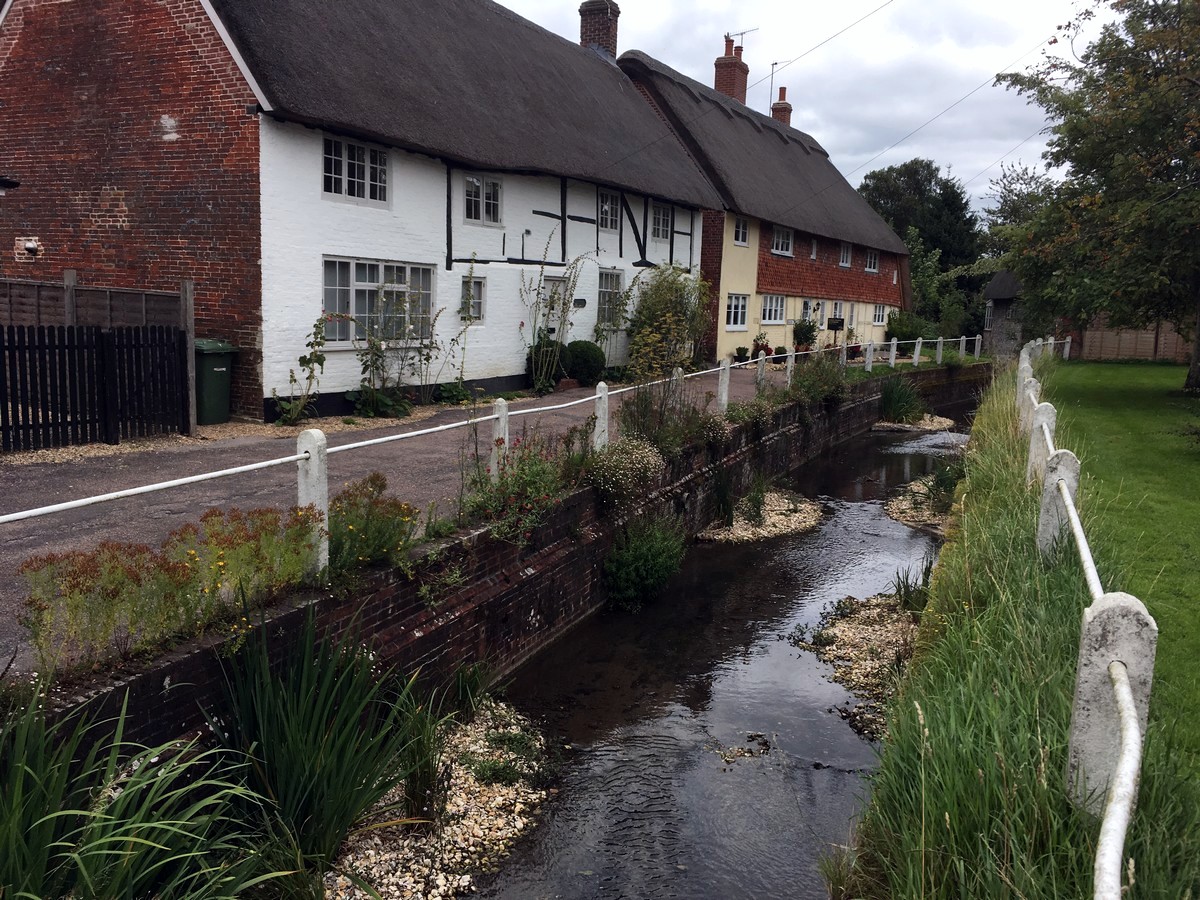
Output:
[
  {"xmin": 0, "ymin": 270, "xmax": 184, "ymax": 329},
  {"xmin": 1, "ymin": 324, "xmax": 190, "ymax": 452}
]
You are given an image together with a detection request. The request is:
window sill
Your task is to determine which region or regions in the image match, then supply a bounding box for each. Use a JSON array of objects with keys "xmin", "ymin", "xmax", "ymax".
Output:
[
  {"xmin": 725, "ymin": 325, "xmax": 749, "ymax": 332},
  {"xmin": 865, "ymin": 269, "xmax": 879, "ymax": 274},
  {"xmin": 771, "ymin": 250, "xmax": 794, "ymax": 258}
]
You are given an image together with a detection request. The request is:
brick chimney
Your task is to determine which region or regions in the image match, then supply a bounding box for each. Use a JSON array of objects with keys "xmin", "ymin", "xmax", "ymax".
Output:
[
  {"xmin": 713, "ymin": 36, "xmax": 749, "ymax": 105},
  {"xmin": 771, "ymin": 86, "xmax": 792, "ymax": 126},
  {"xmin": 579, "ymin": 0, "xmax": 620, "ymax": 58}
]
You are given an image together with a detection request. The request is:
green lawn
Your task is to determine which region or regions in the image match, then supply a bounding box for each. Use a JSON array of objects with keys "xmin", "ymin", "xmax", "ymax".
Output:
[{"xmin": 1044, "ymin": 361, "xmax": 1200, "ymax": 758}]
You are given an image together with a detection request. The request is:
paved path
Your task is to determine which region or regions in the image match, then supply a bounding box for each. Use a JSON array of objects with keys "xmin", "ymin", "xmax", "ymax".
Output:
[{"xmin": 0, "ymin": 368, "xmax": 778, "ymax": 670}]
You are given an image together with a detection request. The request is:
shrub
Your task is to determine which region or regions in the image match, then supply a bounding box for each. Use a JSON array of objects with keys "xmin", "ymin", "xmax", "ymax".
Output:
[
  {"xmin": 616, "ymin": 377, "xmax": 710, "ymax": 459},
  {"xmin": 624, "ymin": 266, "xmax": 710, "ymax": 380},
  {"xmin": 328, "ymin": 473, "xmax": 421, "ymax": 576},
  {"xmin": 525, "ymin": 339, "xmax": 573, "ymax": 393},
  {"xmin": 435, "ymin": 379, "xmax": 472, "ymax": 404},
  {"xmin": 587, "ymin": 437, "xmax": 665, "ymax": 510},
  {"xmin": 724, "ymin": 396, "xmax": 775, "ymax": 429},
  {"xmin": 742, "ymin": 473, "xmax": 771, "ymax": 526},
  {"xmin": 791, "ymin": 353, "xmax": 849, "ymax": 407},
  {"xmin": 941, "ymin": 348, "xmax": 965, "ymax": 372},
  {"xmin": 884, "ymin": 309, "xmax": 934, "ymax": 343},
  {"xmin": 773, "ymin": 345, "xmax": 789, "ymax": 358},
  {"xmin": 792, "ymin": 318, "xmax": 818, "ymax": 348},
  {"xmin": 879, "ymin": 376, "xmax": 925, "ymax": 424},
  {"xmin": 463, "ymin": 432, "xmax": 563, "ymax": 543},
  {"xmin": 566, "ymin": 340, "xmax": 606, "ymax": 386},
  {"xmin": 605, "ymin": 514, "xmax": 688, "ymax": 612}
]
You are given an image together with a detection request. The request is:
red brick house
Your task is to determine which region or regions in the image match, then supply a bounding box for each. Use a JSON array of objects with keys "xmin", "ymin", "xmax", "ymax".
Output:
[{"xmin": 621, "ymin": 40, "xmax": 911, "ymax": 358}]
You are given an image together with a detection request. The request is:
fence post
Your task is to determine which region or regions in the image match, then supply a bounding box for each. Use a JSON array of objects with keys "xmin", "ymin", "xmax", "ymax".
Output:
[
  {"xmin": 1034, "ymin": 337, "xmax": 1044, "ymax": 360},
  {"xmin": 99, "ymin": 330, "xmax": 121, "ymax": 445},
  {"xmin": 1017, "ymin": 363, "xmax": 1033, "ymax": 405},
  {"xmin": 889, "ymin": 337, "xmax": 897, "ymax": 368},
  {"xmin": 974, "ymin": 334, "xmax": 982, "ymax": 359},
  {"xmin": 1019, "ymin": 346, "xmax": 1031, "ymax": 370},
  {"xmin": 913, "ymin": 338, "xmax": 922, "ymax": 367},
  {"xmin": 180, "ymin": 279, "xmax": 197, "ymax": 434},
  {"xmin": 296, "ymin": 428, "xmax": 329, "ymax": 576},
  {"xmin": 671, "ymin": 366, "xmax": 685, "ymax": 395},
  {"xmin": 864, "ymin": 341, "xmax": 874, "ymax": 373},
  {"xmin": 1067, "ymin": 592, "xmax": 1158, "ymax": 815},
  {"xmin": 755, "ymin": 351, "xmax": 766, "ymax": 389},
  {"xmin": 785, "ymin": 347, "xmax": 795, "ymax": 386},
  {"xmin": 63, "ymin": 269, "xmax": 77, "ymax": 326},
  {"xmin": 1064, "ymin": 335, "xmax": 1072, "ymax": 361},
  {"xmin": 839, "ymin": 341, "xmax": 847, "ymax": 367},
  {"xmin": 717, "ymin": 358, "xmax": 730, "ymax": 413},
  {"xmin": 958, "ymin": 335, "xmax": 966, "ymax": 358},
  {"xmin": 1037, "ymin": 448, "xmax": 1080, "ymax": 556},
  {"xmin": 1020, "ymin": 377, "xmax": 1041, "ymax": 433},
  {"xmin": 490, "ymin": 398, "xmax": 509, "ymax": 479},
  {"xmin": 592, "ymin": 382, "xmax": 609, "ymax": 450},
  {"xmin": 1026, "ymin": 402, "xmax": 1057, "ymax": 484},
  {"xmin": 935, "ymin": 336, "xmax": 944, "ymax": 364}
]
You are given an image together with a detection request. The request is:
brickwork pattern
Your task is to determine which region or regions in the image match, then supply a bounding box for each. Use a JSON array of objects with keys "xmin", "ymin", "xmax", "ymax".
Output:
[
  {"xmin": 0, "ymin": 0, "xmax": 264, "ymax": 414},
  {"xmin": 758, "ymin": 230, "xmax": 905, "ymax": 307},
  {"xmin": 578, "ymin": 0, "xmax": 620, "ymax": 56},
  {"xmin": 699, "ymin": 209, "xmax": 727, "ymax": 356}
]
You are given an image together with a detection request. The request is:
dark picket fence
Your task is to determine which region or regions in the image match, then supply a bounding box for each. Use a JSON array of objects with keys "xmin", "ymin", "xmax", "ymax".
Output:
[{"xmin": 0, "ymin": 324, "xmax": 190, "ymax": 452}]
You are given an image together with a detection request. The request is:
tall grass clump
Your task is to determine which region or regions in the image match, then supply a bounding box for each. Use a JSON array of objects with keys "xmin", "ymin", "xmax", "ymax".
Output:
[
  {"xmin": 849, "ymin": 369, "xmax": 1200, "ymax": 898},
  {"xmin": 604, "ymin": 514, "xmax": 687, "ymax": 612},
  {"xmin": 2, "ymin": 695, "xmax": 264, "ymax": 899},
  {"xmin": 328, "ymin": 473, "xmax": 421, "ymax": 576},
  {"xmin": 791, "ymin": 352, "xmax": 849, "ymax": 407},
  {"xmin": 879, "ymin": 376, "xmax": 924, "ymax": 423}
]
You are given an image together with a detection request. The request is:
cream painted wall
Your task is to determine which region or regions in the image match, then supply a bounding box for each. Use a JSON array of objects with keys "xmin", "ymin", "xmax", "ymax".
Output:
[{"xmin": 715, "ymin": 214, "xmax": 759, "ymax": 359}]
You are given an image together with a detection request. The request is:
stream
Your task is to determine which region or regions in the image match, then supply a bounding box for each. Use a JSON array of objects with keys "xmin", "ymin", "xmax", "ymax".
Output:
[{"xmin": 477, "ymin": 425, "xmax": 969, "ymax": 899}]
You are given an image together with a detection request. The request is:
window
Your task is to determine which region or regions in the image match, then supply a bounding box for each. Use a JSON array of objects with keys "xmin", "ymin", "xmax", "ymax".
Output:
[
  {"xmin": 733, "ymin": 217, "xmax": 749, "ymax": 246},
  {"xmin": 802, "ymin": 299, "xmax": 812, "ymax": 321},
  {"xmin": 848, "ymin": 303, "xmax": 856, "ymax": 329},
  {"xmin": 652, "ymin": 204, "xmax": 672, "ymax": 240},
  {"xmin": 726, "ymin": 294, "xmax": 748, "ymax": 330},
  {"xmin": 598, "ymin": 270, "xmax": 623, "ymax": 326},
  {"xmin": 461, "ymin": 277, "xmax": 485, "ymax": 321},
  {"xmin": 761, "ymin": 294, "xmax": 785, "ymax": 325},
  {"xmin": 839, "ymin": 242, "xmax": 852, "ymax": 268},
  {"xmin": 465, "ymin": 174, "xmax": 502, "ymax": 224},
  {"xmin": 893, "ymin": 270, "xmax": 898, "ymax": 285},
  {"xmin": 810, "ymin": 238, "xmax": 818, "ymax": 260},
  {"xmin": 985, "ymin": 301, "xmax": 994, "ymax": 330},
  {"xmin": 865, "ymin": 249, "xmax": 879, "ymax": 273},
  {"xmin": 873, "ymin": 304, "xmax": 886, "ymax": 326},
  {"xmin": 323, "ymin": 138, "xmax": 387, "ymax": 202},
  {"xmin": 832, "ymin": 300, "xmax": 844, "ymax": 320},
  {"xmin": 772, "ymin": 226, "xmax": 793, "ymax": 256},
  {"xmin": 322, "ymin": 257, "xmax": 433, "ymax": 343},
  {"xmin": 598, "ymin": 190, "xmax": 621, "ymax": 231}
]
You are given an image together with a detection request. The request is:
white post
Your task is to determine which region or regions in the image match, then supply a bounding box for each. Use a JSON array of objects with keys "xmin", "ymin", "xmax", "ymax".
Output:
[
  {"xmin": 1067, "ymin": 592, "xmax": 1157, "ymax": 815},
  {"xmin": 671, "ymin": 366, "xmax": 685, "ymax": 395},
  {"xmin": 717, "ymin": 358, "xmax": 730, "ymax": 413},
  {"xmin": 785, "ymin": 347, "xmax": 795, "ymax": 386},
  {"xmin": 974, "ymin": 334, "xmax": 982, "ymax": 359},
  {"xmin": 1026, "ymin": 402, "xmax": 1057, "ymax": 484},
  {"xmin": 864, "ymin": 341, "xmax": 874, "ymax": 373},
  {"xmin": 935, "ymin": 337, "xmax": 944, "ymax": 364},
  {"xmin": 1016, "ymin": 364, "xmax": 1033, "ymax": 405},
  {"xmin": 912, "ymin": 338, "xmax": 922, "ymax": 367},
  {"xmin": 959, "ymin": 335, "xmax": 967, "ymax": 358},
  {"xmin": 839, "ymin": 341, "xmax": 847, "ymax": 367},
  {"xmin": 889, "ymin": 337, "xmax": 897, "ymax": 368},
  {"xmin": 1037, "ymin": 448, "xmax": 1080, "ymax": 556},
  {"xmin": 1034, "ymin": 337, "xmax": 1045, "ymax": 360},
  {"xmin": 490, "ymin": 398, "xmax": 509, "ymax": 480},
  {"xmin": 593, "ymin": 383, "xmax": 609, "ymax": 450},
  {"xmin": 755, "ymin": 351, "xmax": 766, "ymax": 389},
  {"xmin": 296, "ymin": 429, "xmax": 329, "ymax": 577},
  {"xmin": 1064, "ymin": 335, "xmax": 1072, "ymax": 361},
  {"xmin": 1020, "ymin": 377, "xmax": 1041, "ymax": 433}
]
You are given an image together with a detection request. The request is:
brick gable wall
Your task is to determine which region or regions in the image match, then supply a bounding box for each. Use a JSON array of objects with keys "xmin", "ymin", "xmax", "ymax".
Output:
[
  {"xmin": 699, "ymin": 209, "xmax": 726, "ymax": 356},
  {"xmin": 757, "ymin": 230, "xmax": 905, "ymax": 307},
  {"xmin": 0, "ymin": 0, "xmax": 263, "ymax": 415}
]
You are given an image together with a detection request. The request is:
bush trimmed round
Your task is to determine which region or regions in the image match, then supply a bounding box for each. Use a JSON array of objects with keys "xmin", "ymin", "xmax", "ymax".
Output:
[{"xmin": 566, "ymin": 340, "xmax": 606, "ymax": 386}]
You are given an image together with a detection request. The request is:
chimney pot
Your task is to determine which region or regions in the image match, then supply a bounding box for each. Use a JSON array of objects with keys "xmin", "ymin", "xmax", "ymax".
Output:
[
  {"xmin": 771, "ymin": 85, "xmax": 793, "ymax": 126},
  {"xmin": 724, "ymin": 36, "xmax": 734, "ymax": 55},
  {"xmin": 714, "ymin": 36, "xmax": 750, "ymax": 105},
  {"xmin": 579, "ymin": 0, "xmax": 620, "ymax": 58},
  {"xmin": 733, "ymin": 44, "xmax": 743, "ymax": 60},
  {"xmin": 778, "ymin": 86, "xmax": 787, "ymax": 102}
]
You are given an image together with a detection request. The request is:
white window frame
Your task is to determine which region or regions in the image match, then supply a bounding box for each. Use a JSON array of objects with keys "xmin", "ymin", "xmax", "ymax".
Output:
[
  {"xmin": 832, "ymin": 300, "xmax": 844, "ymax": 321},
  {"xmin": 726, "ymin": 294, "xmax": 748, "ymax": 330},
  {"xmin": 323, "ymin": 137, "xmax": 388, "ymax": 204},
  {"xmin": 761, "ymin": 294, "xmax": 786, "ymax": 325},
  {"xmin": 802, "ymin": 299, "xmax": 812, "ymax": 321},
  {"xmin": 873, "ymin": 303, "xmax": 886, "ymax": 326},
  {"xmin": 985, "ymin": 301, "xmax": 994, "ymax": 330},
  {"xmin": 465, "ymin": 174, "xmax": 503, "ymax": 225},
  {"xmin": 839, "ymin": 242, "xmax": 853, "ymax": 268},
  {"xmin": 733, "ymin": 217, "xmax": 749, "ymax": 246},
  {"xmin": 461, "ymin": 276, "xmax": 485, "ymax": 322},
  {"xmin": 598, "ymin": 190, "xmax": 621, "ymax": 232},
  {"xmin": 322, "ymin": 256, "xmax": 434, "ymax": 344},
  {"xmin": 598, "ymin": 269, "xmax": 623, "ymax": 327},
  {"xmin": 651, "ymin": 203, "xmax": 672, "ymax": 241},
  {"xmin": 848, "ymin": 303, "xmax": 856, "ymax": 329},
  {"xmin": 865, "ymin": 249, "xmax": 880, "ymax": 273},
  {"xmin": 771, "ymin": 226, "xmax": 793, "ymax": 256},
  {"xmin": 893, "ymin": 270, "xmax": 898, "ymax": 285}
]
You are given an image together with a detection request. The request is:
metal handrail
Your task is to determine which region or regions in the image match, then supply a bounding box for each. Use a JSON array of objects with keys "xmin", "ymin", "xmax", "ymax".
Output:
[{"xmin": 1094, "ymin": 660, "xmax": 1143, "ymax": 900}]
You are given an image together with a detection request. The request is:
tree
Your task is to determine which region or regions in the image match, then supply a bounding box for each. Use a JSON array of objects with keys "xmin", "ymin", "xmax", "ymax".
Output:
[
  {"xmin": 998, "ymin": 0, "xmax": 1200, "ymax": 390},
  {"xmin": 858, "ymin": 158, "xmax": 982, "ymax": 271},
  {"xmin": 982, "ymin": 162, "xmax": 1056, "ymax": 259}
]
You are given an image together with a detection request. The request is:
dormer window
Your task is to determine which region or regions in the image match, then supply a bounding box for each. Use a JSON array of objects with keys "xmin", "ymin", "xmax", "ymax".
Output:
[
  {"xmin": 324, "ymin": 138, "xmax": 387, "ymax": 203},
  {"xmin": 772, "ymin": 226, "xmax": 793, "ymax": 256},
  {"xmin": 733, "ymin": 217, "xmax": 749, "ymax": 246},
  {"xmin": 839, "ymin": 242, "xmax": 853, "ymax": 267}
]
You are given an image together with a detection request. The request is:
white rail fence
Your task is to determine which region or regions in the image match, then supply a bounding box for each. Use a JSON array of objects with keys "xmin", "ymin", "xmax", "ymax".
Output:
[{"xmin": 1017, "ymin": 337, "xmax": 1157, "ymax": 900}]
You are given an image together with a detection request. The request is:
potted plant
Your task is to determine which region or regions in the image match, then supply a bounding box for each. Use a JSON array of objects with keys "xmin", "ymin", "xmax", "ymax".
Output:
[
  {"xmin": 792, "ymin": 318, "xmax": 818, "ymax": 352},
  {"xmin": 845, "ymin": 327, "xmax": 862, "ymax": 360},
  {"xmin": 734, "ymin": 346, "xmax": 750, "ymax": 363},
  {"xmin": 773, "ymin": 345, "xmax": 788, "ymax": 360},
  {"xmin": 751, "ymin": 331, "xmax": 772, "ymax": 359}
]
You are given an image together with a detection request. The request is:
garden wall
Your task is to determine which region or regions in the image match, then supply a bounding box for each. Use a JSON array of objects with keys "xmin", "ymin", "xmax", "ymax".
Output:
[{"xmin": 56, "ymin": 364, "xmax": 992, "ymax": 746}]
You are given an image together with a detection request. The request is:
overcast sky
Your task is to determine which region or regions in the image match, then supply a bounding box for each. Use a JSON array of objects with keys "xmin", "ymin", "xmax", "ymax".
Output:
[{"xmin": 499, "ymin": 0, "xmax": 1109, "ymax": 213}]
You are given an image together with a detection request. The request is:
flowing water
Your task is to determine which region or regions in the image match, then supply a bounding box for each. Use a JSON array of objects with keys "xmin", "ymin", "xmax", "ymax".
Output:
[{"xmin": 477, "ymin": 426, "xmax": 969, "ymax": 900}]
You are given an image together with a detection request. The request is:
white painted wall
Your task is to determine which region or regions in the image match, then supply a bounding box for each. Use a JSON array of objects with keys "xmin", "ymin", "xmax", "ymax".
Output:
[{"xmin": 259, "ymin": 117, "xmax": 703, "ymax": 401}]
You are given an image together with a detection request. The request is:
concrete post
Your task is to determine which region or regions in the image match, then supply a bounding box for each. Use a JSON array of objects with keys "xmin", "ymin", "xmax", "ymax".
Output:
[
  {"xmin": 839, "ymin": 341, "xmax": 847, "ymax": 367},
  {"xmin": 785, "ymin": 347, "xmax": 795, "ymax": 387},
  {"xmin": 1026, "ymin": 402, "xmax": 1057, "ymax": 484},
  {"xmin": 1034, "ymin": 337, "xmax": 1044, "ymax": 360},
  {"xmin": 1064, "ymin": 335, "xmax": 1072, "ymax": 361},
  {"xmin": 1020, "ymin": 377, "xmax": 1041, "ymax": 433},
  {"xmin": 296, "ymin": 429, "xmax": 329, "ymax": 577},
  {"xmin": 1037, "ymin": 448, "xmax": 1080, "ymax": 556},
  {"xmin": 671, "ymin": 366, "xmax": 685, "ymax": 396},
  {"xmin": 935, "ymin": 337, "xmax": 944, "ymax": 364},
  {"xmin": 1067, "ymin": 592, "xmax": 1157, "ymax": 815},
  {"xmin": 864, "ymin": 341, "xmax": 874, "ymax": 373},
  {"xmin": 1017, "ymin": 364, "xmax": 1033, "ymax": 405},
  {"xmin": 1019, "ymin": 347, "xmax": 1031, "ymax": 370},
  {"xmin": 975, "ymin": 334, "xmax": 982, "ymax": 359},
  {"xmin": 755, "ymin": 351, "xmax": 766, "ymax": 390},
  {"xmin": 490, "ymin": 398, "xmax": 509, "ymax": 480},
  {"xmin": 889, "ymin": 337, "xmax": 898, "ymax": 368},
  {"xmin": 959, "ymin": 335, "xmax": 967, "ymax": 358},
  {"xmin": 717, "ymin": 358, "xmax": 730, "ymax": 413},
  {"xmin": 913, "ymin": 338, "xmax": 922, "ymax": 367},
  {"xmin": 593, "ymin": 383, "xmax": 609, "ymax": 450}
]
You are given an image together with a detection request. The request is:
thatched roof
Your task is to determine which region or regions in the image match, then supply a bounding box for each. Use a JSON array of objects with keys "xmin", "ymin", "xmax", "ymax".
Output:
[
  {"xmin": 619, "ymin": 51, "xmax": 908, "ymax": 255},
  {"xmin": 208, "ymin": 0, "xmax": 721, "ymax": 208},
  {"xmin": 983, "ymin": 270, "xmax": 1023, "ymax": 300}
]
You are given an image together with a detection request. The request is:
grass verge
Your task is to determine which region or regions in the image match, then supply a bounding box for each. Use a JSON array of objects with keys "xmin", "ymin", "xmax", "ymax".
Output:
[{"xmin": 849, "ymin": 364, "xmax": 1200, "ymax": 899}]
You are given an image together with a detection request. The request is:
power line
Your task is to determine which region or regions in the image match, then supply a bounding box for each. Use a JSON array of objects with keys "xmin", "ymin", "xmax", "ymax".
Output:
[{"xmin": 961, "ymin": 126, "xmax": 1046, "ymax": 190}]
